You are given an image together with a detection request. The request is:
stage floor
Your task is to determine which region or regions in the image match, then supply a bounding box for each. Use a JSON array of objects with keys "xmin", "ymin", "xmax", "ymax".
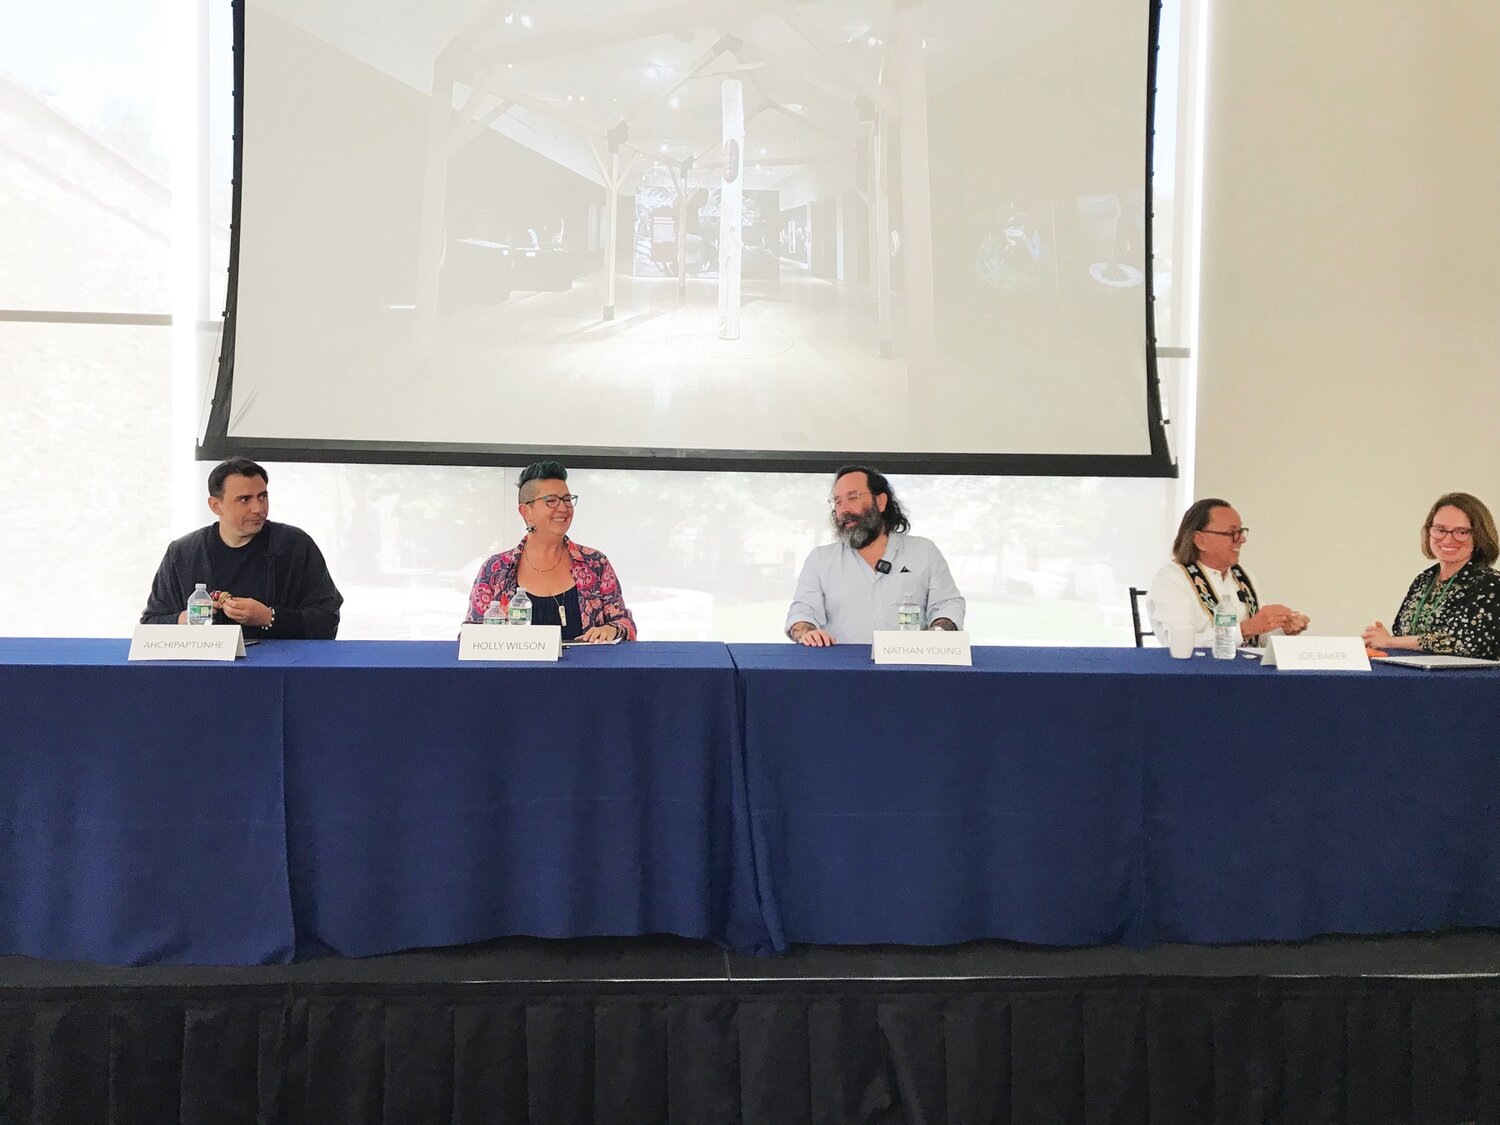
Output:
[{"xmin": 7, "ymin": 929, "xmax": 1500, "ymax": 988}]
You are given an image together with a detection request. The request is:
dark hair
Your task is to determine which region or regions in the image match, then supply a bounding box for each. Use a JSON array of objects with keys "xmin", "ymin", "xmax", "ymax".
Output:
[
  {"xmin": 1421, "ymin": 492, "xmax": 1498, "ymax": 569},
  {"xmin": 1170, "ymin": 498, "xmax": 1231, "ymax": 565},
  {"xmin": 833, "ymin": 465, "xmax": 911, "ymax": 536},
  {"xmin": 517, "ymin": 460, "xmax": 568, "ymax": 503},
  {"xmin": 208, "ymin": 458, "xmax": 268, "ymax": 498}
]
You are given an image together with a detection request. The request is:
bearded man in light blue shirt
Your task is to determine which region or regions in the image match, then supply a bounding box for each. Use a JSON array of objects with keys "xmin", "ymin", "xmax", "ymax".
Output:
[{"xmin": 785, "ymin": 466, "xmax": 966, "ymax": 646}]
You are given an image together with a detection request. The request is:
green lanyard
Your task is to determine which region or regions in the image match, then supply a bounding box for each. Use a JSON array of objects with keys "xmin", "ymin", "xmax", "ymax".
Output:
[{"xmin": 1410, "ymin": 571, "xmax": 1459, "ymax": 633}]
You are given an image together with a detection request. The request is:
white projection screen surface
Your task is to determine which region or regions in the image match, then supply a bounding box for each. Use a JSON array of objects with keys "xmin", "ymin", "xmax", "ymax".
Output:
[{"xmin": 222, "ymin": 0, "xmax": 1167, "ymax": 471}]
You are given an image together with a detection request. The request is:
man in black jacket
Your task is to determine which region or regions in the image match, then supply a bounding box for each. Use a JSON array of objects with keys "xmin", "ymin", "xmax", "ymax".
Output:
[{"xmin": 140, "ymin": 458, "xmax": 343, "ymax": 638}]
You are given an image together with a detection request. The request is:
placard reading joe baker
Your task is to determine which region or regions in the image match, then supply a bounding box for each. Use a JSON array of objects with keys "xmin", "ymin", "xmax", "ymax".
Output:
[{"xmin": 1265, "ymin": 635, "xmax": 1370, "ymax": 672}]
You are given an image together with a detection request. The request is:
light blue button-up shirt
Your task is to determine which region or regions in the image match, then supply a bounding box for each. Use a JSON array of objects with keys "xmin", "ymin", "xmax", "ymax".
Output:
[{"xmin": 785, "ymin": 532, "xmax": 966, "ymax": 643}]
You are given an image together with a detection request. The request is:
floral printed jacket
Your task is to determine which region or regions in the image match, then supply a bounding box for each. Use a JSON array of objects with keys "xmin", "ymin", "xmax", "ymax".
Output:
[
  {"xmin": 465, "ymin": 535, "xmax": 637, "ymax": 638},
  {"xmin": 1392, "ymin": 560, "xmax": 1500, "ymax": 659}
]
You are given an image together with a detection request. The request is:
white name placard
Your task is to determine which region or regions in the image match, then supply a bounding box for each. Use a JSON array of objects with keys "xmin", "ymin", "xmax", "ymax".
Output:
[
  {"xmin": 872, "ymin": 629, "xmax": 973, "ymax": 666},
  {"xmin": 1265, "ymin": 635, "xmax": 1370, "ymax": 672},
  {"xmin": 458, "ymin": 623, "xmax": 562, "ymax": 662},
  {"xmin": 129, "ymin": 623, "xmax": 246, "ymax": 661}
]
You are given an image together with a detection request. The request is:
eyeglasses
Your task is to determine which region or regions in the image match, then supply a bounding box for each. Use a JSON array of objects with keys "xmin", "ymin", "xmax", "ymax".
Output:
[
  {"xmin": 1430, "ymin": 525, "xmax": 1473, "ymax": 541},
  {"xmin": 828, "ymin": 490, "xmax": 872, "ymax": 510},
  {"xmin": 526, "ymin": 493, "xmax": 578, "ymax": 509},
  {"xmin": 1199, "ymin": 527, "xmax": 1249, "ymax": 543}
]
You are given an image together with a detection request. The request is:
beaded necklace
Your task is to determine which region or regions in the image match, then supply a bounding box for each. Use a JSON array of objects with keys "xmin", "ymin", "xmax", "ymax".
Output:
[{"xmin": 1410, "ymin": 570, "xmax": 1461, "ymax": 633}]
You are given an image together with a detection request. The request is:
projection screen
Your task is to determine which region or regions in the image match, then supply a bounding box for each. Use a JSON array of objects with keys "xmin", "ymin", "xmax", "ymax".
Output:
[{"xmin": 208, "ymin": 0, "xmax": 1171, "ymax": 474}]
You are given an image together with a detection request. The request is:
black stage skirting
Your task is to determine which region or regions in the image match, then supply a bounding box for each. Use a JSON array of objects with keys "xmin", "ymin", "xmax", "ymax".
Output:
[{"xmin": 5, "ymin": 934, "xmax": 1500, "ymax": 1124}]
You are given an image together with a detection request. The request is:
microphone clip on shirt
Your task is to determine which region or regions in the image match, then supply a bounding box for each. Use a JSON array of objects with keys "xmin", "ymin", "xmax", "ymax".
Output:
[{"xmin": 875, "ymin": 560, "xmax": 892, "ymax": 574}]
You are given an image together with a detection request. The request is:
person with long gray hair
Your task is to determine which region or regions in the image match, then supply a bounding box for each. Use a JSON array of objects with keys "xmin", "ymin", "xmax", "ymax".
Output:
[{"xmin": 1147, "ymin": 498, "xmax": 1307, "ymax": 650}]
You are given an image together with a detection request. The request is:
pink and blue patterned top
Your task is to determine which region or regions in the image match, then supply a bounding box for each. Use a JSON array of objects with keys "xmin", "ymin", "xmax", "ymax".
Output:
[{"xmin": 465, "ymin": 536, "xmax": 637, "ymax": 639}]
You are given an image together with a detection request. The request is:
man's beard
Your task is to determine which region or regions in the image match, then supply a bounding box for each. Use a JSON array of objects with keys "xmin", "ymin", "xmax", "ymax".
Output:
[{"xmin": 834, "ymin": 504, "xmax": 885, "ymax": 549}]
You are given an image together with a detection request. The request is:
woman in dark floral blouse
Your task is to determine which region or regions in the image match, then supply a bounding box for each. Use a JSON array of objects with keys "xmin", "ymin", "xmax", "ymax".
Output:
[
  {"xmin": 1364, "ymin": 492, "xmax": 1500, "ymax": 659},
  {"xmin": 465, "ymin": 460, "xmax": 637, "ymax": 642}
]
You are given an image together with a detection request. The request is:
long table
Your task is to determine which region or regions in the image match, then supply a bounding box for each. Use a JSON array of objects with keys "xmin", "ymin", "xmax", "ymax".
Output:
[
  {"xmin": 0, "ymin": 639, "xmax": 770, "ymax": 964},
  {"xmin": 729, "ymin": 644, "xmax": 1500, "ymax": 949},
  {"xmin": 0, "ymin": 639, "xmax": 294, "ymax": 964},
  {"xmin": 731, "ymin": 644, "xmax": 1145, "ymax": 948},
  {"xmin": 4, "ymin": 639, "xmax": 1499, "ymax": 965},
  {"xmin": 279, "ymin": 640, "xmax": 768, "ymax": 958}
]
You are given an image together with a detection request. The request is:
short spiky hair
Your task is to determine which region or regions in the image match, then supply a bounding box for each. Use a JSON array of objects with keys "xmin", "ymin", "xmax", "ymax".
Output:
[
  {"xmin": 517, "ymin": 460, "xmax": 568, "ymax": 503},
  {"xmin": 208, "ymin": 458, "xmax": 268, "ymax": 498}
]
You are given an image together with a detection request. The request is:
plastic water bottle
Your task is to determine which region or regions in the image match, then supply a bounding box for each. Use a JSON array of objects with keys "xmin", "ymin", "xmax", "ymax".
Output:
[
  {"xmin": 508, "ymin": 588, "xmax": 533, "ymax": 626},
  {"xmin": 1212, "ymin": 596, "xmax": 1237, "ymax": 660},
  {"xmin": 897, "ymin": 590, "xmax": 921, "ymax": 631},
  {"xmin": 187, "ymin": 583, "xmax": 214, "ymax": 626},
  {"xmin": 483, "ymin": 593, "xmax": 508, "ymax": 626}
]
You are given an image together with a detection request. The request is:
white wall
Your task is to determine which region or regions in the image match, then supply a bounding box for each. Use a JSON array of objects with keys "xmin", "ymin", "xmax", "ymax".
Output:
[
  {"xmin": 774, "ymin": 164, "xmax": 841, "ymax": 211},
  {"xmin": 1195, "ymin": 0, "xmax": 1500, "ymax": 634}
]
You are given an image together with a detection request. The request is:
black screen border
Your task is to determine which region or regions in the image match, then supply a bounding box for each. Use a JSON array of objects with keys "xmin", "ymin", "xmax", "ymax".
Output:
[{"xmin": 202, "ymin": 0, "xmax": 1174, "ymax": 479}]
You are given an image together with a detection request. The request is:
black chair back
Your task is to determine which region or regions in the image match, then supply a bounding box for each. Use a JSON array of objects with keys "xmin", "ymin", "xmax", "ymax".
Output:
[{"xmin": 1128, "ymin": 587, "xmax": 1154, "ymax": 648}]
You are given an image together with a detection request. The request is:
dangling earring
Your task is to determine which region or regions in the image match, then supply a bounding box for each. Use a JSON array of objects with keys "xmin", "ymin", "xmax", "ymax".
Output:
[{"xmin": 525, "ymin": 523, "xmax": 536, "ymax": 534}]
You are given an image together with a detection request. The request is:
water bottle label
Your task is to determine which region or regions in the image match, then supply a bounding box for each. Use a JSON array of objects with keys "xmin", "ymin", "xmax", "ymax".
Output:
[{"xmin": 898, "ymin": 609, "xmax": 920, "ymax": 628}]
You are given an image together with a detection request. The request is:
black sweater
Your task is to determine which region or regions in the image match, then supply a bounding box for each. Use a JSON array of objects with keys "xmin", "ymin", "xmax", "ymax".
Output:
[{"xmin": 140, "ymin": 521, "xmax": 343, "ymax": 639}]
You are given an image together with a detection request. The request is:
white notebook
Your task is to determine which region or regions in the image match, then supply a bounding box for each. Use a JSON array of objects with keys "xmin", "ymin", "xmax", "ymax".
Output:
[{"xmin": 1375, "ymin": 654, "xmax": 1500, "ymax": 670}]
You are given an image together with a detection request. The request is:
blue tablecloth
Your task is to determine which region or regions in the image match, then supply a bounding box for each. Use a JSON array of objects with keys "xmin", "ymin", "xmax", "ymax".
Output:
[
  {"xmin": 1134, "ymin": 656, "xmax": 1500, "ymax": 943},
  {"xmin": 0, "ymin": 639, "xmax": 294, "ymax": 965},
  {"xmin": 276, "ymin": 641, "xmax": 770, "ymax": 957},
  {"xmin": 6, "ymin": 639, "xmax": 1499, "ymax": 965},
  {"xmin": 731, "ymin": 644, "xmax": 1150, "ymax": 948},
  {"xmin": 729, "ymin": 644, "xmax": 1500, "ymax": 948},
  {"xmin": 0, "ymin": 639, "xmax": 769, "ymax": 964}
]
